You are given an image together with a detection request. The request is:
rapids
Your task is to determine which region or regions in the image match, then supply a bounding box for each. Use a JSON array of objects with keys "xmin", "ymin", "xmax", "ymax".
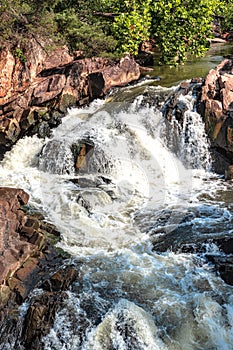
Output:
[{"xmin": 0, "ymin": 79, "xmax": 233, "ymax": 349}]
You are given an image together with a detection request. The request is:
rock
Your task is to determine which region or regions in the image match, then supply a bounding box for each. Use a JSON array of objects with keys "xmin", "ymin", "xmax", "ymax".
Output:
[
  {"xmin": 73, "ymin": 140, "xmax": 95, "ymax": 172},
  {"xmin": 198, "ymin": 59, "xmax": 233, "ymax": 172},
  {"xmin": 22, "ymin": 291, "xmax": 68, "ymax": 349},
  {"xmin": 162, "ymin": 78, "xmax": 203, "ymax": 125},
  {"xmin": 42, "ymin": 266, "xmax": 78, "ymax": 292},
  {"xmin": 225, "ymin": 164, "xmax": 233, "ymax": 180},
  {"xmin": 20, "ymin": 266, "xmax": 78, "ymax": 349},
  {"xmin": 103, "ymin": 56, "xmax": 141, "ymax": 92},
  {"xmin": 205, "ymin": 237, "xmax": 233, "ymax": 286},
  {"xmin": 0, "ymin": 187, "xmax": 65, "ymax": 308},
  {"xmin": 0, "ymin": 188, "xmax": 32, "ymax": 285},
  {"xmin": 0, "ymin": 42, "xmax": 141, "ymax": 157},
  {"xmin": 0, "ymin": 187, "xmax": 77, "ymax": 348}
]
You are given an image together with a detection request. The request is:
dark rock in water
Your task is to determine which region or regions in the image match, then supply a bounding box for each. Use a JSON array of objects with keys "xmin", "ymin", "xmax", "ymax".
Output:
[
  {"xmin": 42, "ymin": 266, "xmax": 78, "ymax": 292},
  {"xmin": 225, "ymin": 164, "xmax": 233, "ymax": 180},
  {"xmin": 141, "ymin": 205, "xmax": 233, "ymax": 287},
  {"xmin": 21, "ymin": 266, "xmax": 78, "ymax": 349},
  {"xmin": 162, "ymin": 78, "xmax": 203, "ymax": 125},
  {"xmin": 70, "ymin": 175, "xmax": 113, "ymax": 188},
  {"xmin": 182, "ymin": 238, "xmax": 233, "ymax": 286},
  {"xmin": 39, "ymin": 139, "xmax": 75, "ymax": 175},
  {"xmin": 22, "ymin": 291, "xmax": 68, "ymax": 349},
  {"xmin": 206, "ymin": 255, "xmax": 233, "ymax": 286},
  {"xmin": 72, "ymin": 139, "xmax": 95, "ymax": 172},
  {"xmin": 180, "ymin": 238, "xmax": 233, "ymax": 286}
]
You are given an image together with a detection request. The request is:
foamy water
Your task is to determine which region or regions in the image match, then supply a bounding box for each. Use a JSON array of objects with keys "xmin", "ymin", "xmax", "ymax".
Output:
[{"xmin": 0, "ymin": 82, "xmax": 233, "ymax": 349}]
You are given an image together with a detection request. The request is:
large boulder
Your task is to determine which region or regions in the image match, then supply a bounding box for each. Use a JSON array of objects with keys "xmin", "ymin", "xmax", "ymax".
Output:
[
  {"xmin": 0, "ymin": 187, "xmax": 65, "ymax": 309},
  {"xmin": 0, "ymin": 187, "xmax": 80, "ymax": 349},
  {"xmin": 198, "ymin": 59, "xmax": 233, "ymax": 173},
  {"xmin": 0, "ymin": 40, "xmax": 140, "ymax": 158}
]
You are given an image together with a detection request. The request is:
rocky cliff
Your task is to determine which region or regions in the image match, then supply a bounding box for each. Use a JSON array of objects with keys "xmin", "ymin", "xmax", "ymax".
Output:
[
  {"xmin": 198, "ymin": 58, "xmax": 233, "ymax": 175},
  {"xmin": 0, "ymin": 187, "xmax": 79, "ymax": 349},
  {"xmin": 0, "ymin": 187, "xmax": 65, "ymax": 307},
  {"xmin": 0, "ymin": 39, "xmax": 140, "ymax": 158}
]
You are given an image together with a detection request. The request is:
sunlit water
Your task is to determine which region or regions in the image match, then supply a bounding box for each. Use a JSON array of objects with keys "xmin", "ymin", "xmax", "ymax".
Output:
[{"xmin": 0, "ymin": 81, "xmax": 233, "ymax": 349}]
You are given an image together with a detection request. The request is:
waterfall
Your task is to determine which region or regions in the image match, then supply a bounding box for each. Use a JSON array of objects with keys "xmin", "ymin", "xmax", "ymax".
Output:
[
  {"xmin": 162, "ymin": 87, "xmax": 212, "ymax": 171},
  {"xmin": 0, "ymin": 81, "xmax": 233, "ymax": 350}
]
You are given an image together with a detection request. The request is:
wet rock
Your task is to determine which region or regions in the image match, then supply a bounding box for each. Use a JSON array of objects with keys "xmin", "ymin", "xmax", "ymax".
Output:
[
  {"xmin": 162, "ymin": 78, "xmax": 203, "ymax": 125},
  {"xmin": 0, "ymin": 187, "xmax": 66, "ymax": 309},
  {"xmin": 225, "ymin": 164, "xmax": 233, "ymax": 180},
  {"xmin": 22, "ymin": 291, "xmax": 68, "ymax": 349},
  {"xmin": 20, "ymin": 266, "xmax": 78, "ymax": 349},
  {"xmin": 42, "ymin": 266, "xmax": 78, "ymax": 292},
  {"xmin": 73, "ymin": 140, "xmax": 95, "ymax": 172},
  {"xmin": 208, "ymin": 256, "xmax": 233, "ymax": 285},
  {"xmin": 205, "ymin": 237, "xmax": 233, "ymax": 286},
  {"xmin": 177, "ymin": 236, "xmax": 233, "ymax": 286}
]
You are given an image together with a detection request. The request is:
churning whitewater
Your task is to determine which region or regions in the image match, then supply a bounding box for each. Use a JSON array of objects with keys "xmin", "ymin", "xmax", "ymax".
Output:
[{"xmin": 0, "ymin": 81, "xmax": 233, "ymax": 349}]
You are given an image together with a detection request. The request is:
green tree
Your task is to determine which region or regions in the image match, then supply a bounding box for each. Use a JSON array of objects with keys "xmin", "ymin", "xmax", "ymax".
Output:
[
  {"xmin": 151, "ymin": 0, "xmax": 222, "ymax": 64},
  {"xmin": 55, "ymin": 8, "xmax": 117, "ymax": 57},
  {"xmin": 215, "ymin": 1, "xmax": 233, "ymax": 34},
  {"xmin": 111, "ymin": 0, "xmax": 222, "ymax": 64},
  {"xmin": 0, "ymin": 0, "xmax": 59, "ymax": 47},
  {"xmin": 112, "ymin": 0, "xmax": 152, "ymax": 55}
]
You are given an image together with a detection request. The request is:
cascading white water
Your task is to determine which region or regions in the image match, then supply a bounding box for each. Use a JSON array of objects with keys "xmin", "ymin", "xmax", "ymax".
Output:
[
  {"xmin": 161, "ymin": 88, "xmax": 212, "ymax": 171},
  {"xmin": 1, "ymin": 81, "xmax": 233, "ymax": 349}
]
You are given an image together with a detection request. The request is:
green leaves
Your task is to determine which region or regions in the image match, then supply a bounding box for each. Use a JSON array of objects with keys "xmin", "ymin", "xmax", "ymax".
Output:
[
  {"xmin": 112, "ymin": 0, "xmax": 152, "ymax": 55},
  {"xmin": 55, "ymin": 9, "xmax": 117, "ymax": 57},
  {"xmin": 150, "ymin": 0, "xmax": 221, "ymax": 64},
  {"xmin": 110, "ymin": 0, "xmax": 221, "ymax": 64}
]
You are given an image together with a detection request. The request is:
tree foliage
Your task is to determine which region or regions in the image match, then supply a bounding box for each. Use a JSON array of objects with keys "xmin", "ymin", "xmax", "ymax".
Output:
[
  {"xmin": 0, "ymin": 0, "xmax": 230, "ymax": 64},
  {"xmin": 215, "ymin": 1, "xmax": 233, "ymax": 34},
  {"xmin": 111, "ymin": 0, "xmax": 222, "ymax": 63}
]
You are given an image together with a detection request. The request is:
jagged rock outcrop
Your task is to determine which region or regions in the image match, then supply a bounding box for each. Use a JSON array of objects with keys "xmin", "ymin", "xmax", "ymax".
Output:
[
  {"xmin": 0, "ymin": 187, "xmax": 80, "ymax": 349},
  {"xmin": 197, "ymin": 58, "xmax": 233, "ymax": 173},
  {"xmin": 162, "ymin": 78, "xmax": 203, "ymax": 125},
  {"xmin": 0, "ymin": 187, "xmax": 67, "ymax": 309},
  {"xmin": 0, "ymin": 39, "xmax": 141, "ymax": 158},
  {"xmin": 21, "ymin": 266, "xmax": 78, "ymax": 350}
]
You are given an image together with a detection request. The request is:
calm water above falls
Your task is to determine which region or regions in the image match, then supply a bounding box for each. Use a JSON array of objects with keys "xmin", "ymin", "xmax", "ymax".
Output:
[{"xmin": 1, "ymin": 50, "xmax": 233, "ymax": 349}]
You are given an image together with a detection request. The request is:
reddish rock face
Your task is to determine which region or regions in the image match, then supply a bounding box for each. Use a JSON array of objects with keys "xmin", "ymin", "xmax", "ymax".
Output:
[
  {"xmin": 198, "ymin": 59, "xmax": 233, "ymax": 172},
  {"xmin": 0, "ymin": 187, "xmax": 63, "ymax": 306},
  {"xmin": 0, "ymin": 50, "xmax": 15, "ymax": 99},
  {"xmin": 0, "ymin": 188, "xmax": 32, "ymax": 291},
  {"xmin": 0, "ymin": 40, "xmax": 140, "ymax": 157},
  {"xmin": 0, "ymin": 187, "xmax": 78, "ymax": 347}
]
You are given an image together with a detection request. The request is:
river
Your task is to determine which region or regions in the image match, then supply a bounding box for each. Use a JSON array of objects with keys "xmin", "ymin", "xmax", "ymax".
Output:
[{"xmin": 0, "ymin": 44, "xmax": 233, "ymax": 349}]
